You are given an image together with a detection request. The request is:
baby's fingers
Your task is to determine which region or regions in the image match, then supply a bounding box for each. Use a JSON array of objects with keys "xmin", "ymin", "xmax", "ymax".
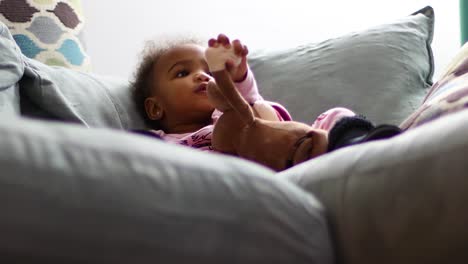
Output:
[
  {"xmin": 232, "ymin": 40, "xmax": 242, "ymax": 55},
  {"xmin": 242, "ymin": 44, "xmax": 249, "ymax": 57},
  {"xmin": 217, "ymin": 34, "xmax": 230, "ymax": 47},
  {"xmin": 208, "ymin": 38, "xmax": 218, "ymax": 47},
  {"xmin": 233, "ymin": 40, "xmax": 248, "ymax": 57}
]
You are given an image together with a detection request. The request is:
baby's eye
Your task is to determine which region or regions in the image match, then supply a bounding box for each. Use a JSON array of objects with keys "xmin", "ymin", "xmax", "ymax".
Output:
[{"xmin": 176, "ymin": 70, "xmax": 189, "ymax": 78}]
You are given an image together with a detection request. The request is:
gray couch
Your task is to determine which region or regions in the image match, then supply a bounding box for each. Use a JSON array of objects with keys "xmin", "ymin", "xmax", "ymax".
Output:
[{"xmin": 1, "ymin": 5, "xmax": 468, "ymax": 264}]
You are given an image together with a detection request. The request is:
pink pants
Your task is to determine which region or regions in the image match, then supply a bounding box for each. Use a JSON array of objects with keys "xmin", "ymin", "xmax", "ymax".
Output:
[{"xmin": 311, "ymin": 107, "xmax": 356, "ymax": 131}]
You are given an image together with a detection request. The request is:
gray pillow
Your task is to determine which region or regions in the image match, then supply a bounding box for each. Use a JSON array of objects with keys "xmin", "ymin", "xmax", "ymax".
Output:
[
  {"xmin": 281, "ymin": 109, "xmax": 468, "ymax": 263},
  {"xmin": 19, "ymin": 57, "xmax": 146, "ymax": 129},
  {"xmin": 0, "ymin": 116, "xmax": 333, "ymax": 263},
  {"xmin": 0, "ymin": 21, "xmax": 23, "ymax": 116},
  {"xmin": 249, "ymin": 6, "xmax": 434, "ymax": 125}
]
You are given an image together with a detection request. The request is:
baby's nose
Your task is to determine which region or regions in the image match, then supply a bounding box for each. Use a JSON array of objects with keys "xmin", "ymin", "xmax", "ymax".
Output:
[{"xmin": 195, "ymin": 72, "xmax": 212, "ymax": 82}]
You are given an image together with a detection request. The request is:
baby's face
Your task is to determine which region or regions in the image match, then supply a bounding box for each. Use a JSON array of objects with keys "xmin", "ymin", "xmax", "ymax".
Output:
[{"xmin": 151, "ymin": 44, "xmax": 215, "ymax": 123}]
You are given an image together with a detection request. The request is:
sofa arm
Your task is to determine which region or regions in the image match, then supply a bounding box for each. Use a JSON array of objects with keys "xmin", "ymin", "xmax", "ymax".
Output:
[
  {"xmin": 283, "ymin": 109, "xmax": 468, "ymax": 264},
  {"xmin": 0, "ymin": 116, "xmax": 334, "ymax": 264}
]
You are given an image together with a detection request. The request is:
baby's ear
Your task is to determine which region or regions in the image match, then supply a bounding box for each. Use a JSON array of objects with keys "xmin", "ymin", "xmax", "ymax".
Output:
[{"xmin": 145, "ymin": 97, "xmax": 164, "ymax": 120}]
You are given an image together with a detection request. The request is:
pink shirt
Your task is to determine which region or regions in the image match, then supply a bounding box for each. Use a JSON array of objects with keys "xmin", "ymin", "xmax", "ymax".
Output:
[{"xmin": 149, "ymin": 69, "xmax": 354, "ymax": 152}]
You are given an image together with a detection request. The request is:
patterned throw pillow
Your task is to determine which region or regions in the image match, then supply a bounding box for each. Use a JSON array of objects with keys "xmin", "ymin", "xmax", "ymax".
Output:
[
  {"xmin": 0, "ymin": 0, "xmax": 90, "ymax": 71},
  {"xmin": 400, "ymin": 43, "xmax": 468, "ymax": 130}
]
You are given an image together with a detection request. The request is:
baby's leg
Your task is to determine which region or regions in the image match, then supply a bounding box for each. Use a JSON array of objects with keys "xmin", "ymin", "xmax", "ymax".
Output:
[{"xmin": 311, "ymin": 107, "xmax": 356, "ymax": 131}]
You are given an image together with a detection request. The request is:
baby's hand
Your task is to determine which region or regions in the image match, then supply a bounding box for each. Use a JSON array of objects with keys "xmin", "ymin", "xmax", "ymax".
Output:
[{"xmin": 208, "ymin": 34, "xmax": 249, "ymax": 82}]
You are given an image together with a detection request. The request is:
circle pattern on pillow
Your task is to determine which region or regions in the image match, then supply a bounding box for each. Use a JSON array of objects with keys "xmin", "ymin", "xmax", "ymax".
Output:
[{"xmin": 0, "ymin": 0, "xmax": 90, "ymax": 71}]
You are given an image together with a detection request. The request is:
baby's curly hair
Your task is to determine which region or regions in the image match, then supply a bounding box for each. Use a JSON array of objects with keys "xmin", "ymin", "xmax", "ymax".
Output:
[{"xmin": 131, "ymin": 35, "xmax": 205, "ymax": 129}]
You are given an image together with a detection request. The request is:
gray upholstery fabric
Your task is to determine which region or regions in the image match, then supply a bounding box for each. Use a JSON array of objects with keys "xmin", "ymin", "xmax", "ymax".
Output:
[
  {"xmin": 281, "ymin": 109, "xmax": 468, "ymax": 263},
  {"xmin": 250, "ymin": 6, "xmax": 434, "ymax": 125},
  {"xmin": 19, "ymin": 57, "xmax": 146, "ymax": 129},
  {"xmin": 0, "ymin": 116, "xmax": 333, "ymax": 264},
  {"xmin": 0, "ymin": 21, "xmax": 23, "ymax": 116}
]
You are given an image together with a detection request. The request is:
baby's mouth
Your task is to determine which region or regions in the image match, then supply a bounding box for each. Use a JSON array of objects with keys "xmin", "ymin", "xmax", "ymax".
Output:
[{"xmin": 194, "ymin": 83, "xmax": 208, "ymax": 93}]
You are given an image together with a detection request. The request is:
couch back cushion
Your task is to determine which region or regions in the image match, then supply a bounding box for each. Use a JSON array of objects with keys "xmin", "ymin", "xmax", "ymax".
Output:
[
  {"xmin": 250, "ymin": 6, "xmax": 434, "ymax": 125},
  {"xmin": 20, "ymin": 57, "xmax": 146, "ymax": 129},
  {"xmin": 14, "ymin": 6, "xmax": 433, "ymax": 130},
  {"xmin": 0, "ymin": 0, "xmax": 90, "ymax": 71}
]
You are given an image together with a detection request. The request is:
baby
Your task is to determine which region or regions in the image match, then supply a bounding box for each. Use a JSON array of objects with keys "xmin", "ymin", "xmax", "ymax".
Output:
[
  {"xmin": 132, "ymin": 34, "xmax": 357, "ymax": 150},
  {"xmin": 133, "ymin": 34, "xmax": 400, "ymax": 170}
]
